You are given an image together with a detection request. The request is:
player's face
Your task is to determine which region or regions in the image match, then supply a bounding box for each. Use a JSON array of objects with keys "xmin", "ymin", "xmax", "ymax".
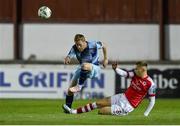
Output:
[
  {"xmin": 75, "ymin": 40, "xmax": 87, "ymax": 52},
  {"xmin": 135, "ymin": 65, "xmax": 146, "ymax": 77}
]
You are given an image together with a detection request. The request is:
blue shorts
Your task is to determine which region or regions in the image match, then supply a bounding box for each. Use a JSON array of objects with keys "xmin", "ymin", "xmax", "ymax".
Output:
[{"xmin": 71, "ymin": 64, "xmax": 101, "ymax": 82}]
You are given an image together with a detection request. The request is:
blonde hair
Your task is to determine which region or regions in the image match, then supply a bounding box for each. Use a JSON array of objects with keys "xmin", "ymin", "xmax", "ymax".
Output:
[
  {"xmin": 74, "ymin": 34, "xmax": 86, "ymax": 42},
  {"xmin": 136, "ymin": 61, "xmax": 148, "ymax": 67}
]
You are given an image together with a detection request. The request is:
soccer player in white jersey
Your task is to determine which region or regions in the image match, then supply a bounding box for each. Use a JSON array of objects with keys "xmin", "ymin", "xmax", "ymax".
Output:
[
  {"xmin": 63, "ymin": 61, "xmax": 156, "ymax": 116},
  {"xmin": 63, "ymin": 34, "xmax": 108, "ymax": 111}
]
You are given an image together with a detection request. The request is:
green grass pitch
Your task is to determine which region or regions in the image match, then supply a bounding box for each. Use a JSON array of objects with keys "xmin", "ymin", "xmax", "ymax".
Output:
[{"xmin": 0, "ymin": 98, "xmax": 180, "ymax": 125}]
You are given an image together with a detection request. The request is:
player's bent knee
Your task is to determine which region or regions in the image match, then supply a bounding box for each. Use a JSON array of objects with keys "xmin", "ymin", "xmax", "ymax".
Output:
[
  {"xmin": 81, "ymin": 63, "xmax": 92, "ymax": 71},
  {"xmin": 98, "ymin": 109, "xmax": 103, "ymax": 115},
  {"xmin": 98, "ymin": 107, "xmax": 111, "ymax": 115},
  {"xmin": 96, "ymin": 101, "xmax": 103, "ymax": 108},
  {"xmin": 96, "ymin": 100, "xmax": 108, "ymax": 108},
  {"xmin": 67, "ymin": 88, "xmax": 74, "ymax": 95},
  {"xmin": 96, "ymin": 98, "xmax": 111, "ymax": 108}
]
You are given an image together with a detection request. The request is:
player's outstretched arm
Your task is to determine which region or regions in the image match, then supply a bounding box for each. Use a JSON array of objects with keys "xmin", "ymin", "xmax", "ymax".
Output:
[
  {"xmin": 144, "ymin": 96, "xmax": 155, "ymax": 117},
  {"xmin": 102, "ymin": 42, "xmax": 108, "ymax": 68},
  {"xmin": 112, "ymin": 62, "xmax": 128, "ymax": 77}
]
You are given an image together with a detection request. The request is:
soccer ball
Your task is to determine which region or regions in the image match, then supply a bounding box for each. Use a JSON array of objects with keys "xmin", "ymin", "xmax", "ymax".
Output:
[{"xmin": 38, "ymin": 6, "xmax": 52, "ymax": 19}]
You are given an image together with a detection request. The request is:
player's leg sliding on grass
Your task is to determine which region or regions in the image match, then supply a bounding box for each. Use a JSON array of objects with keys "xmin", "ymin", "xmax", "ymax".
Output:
[
  {"xmin": 71, "ymin": 98, "xmax": 110, "ymax": 114},
  {"xmin": 63, "ymin": 94, "xmax": 134, "ymax": 116},
  {"xmin": 64, "ymin": 61, "xmax": 156, "ymax": 116},
  {"xmin": 63, "ymin": 34, "xmax": 108, "ymax": 111}
]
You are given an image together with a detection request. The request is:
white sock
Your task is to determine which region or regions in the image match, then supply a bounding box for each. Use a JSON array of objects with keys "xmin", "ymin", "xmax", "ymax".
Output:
[
  {"xmin": 92, "ymin": 102, "xmax": 97, "ymax": 108},
  {"xmin": 71, "ymin": 109, "xmax": 77, "ymax": 114}
]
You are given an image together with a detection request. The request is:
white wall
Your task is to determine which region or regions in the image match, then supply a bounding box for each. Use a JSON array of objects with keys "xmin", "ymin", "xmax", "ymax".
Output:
[
  {"xmin": 168, "ymin": 25, "xmax": 180, "ymax": 60},
  {"xmin": 0, "ymin": 24, "xmax": 14, "ymax": 60},
  {"xmin": 23, "ymin": 24, "xmax": 159, "ymax": 61},
  {"xmin": 1, "ymin": 23, "xmax": 180, "ymax": 61},
  {"xmin": 0, "ymin": 64, "xmax": 180, "ymax": 99}
]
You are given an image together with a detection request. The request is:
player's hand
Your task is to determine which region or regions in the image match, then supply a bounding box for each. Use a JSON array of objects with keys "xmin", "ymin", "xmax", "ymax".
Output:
[
  {"xmin": 64, "ymin": 56, "xmax": 71, "ymax": 64},
  {"xmin": 112, "ymin": 62, "xmax": 118, "ymax": 70},
  {"xmin": 102, "ymin": 58, "xmax": 108, "ymax": 68}
]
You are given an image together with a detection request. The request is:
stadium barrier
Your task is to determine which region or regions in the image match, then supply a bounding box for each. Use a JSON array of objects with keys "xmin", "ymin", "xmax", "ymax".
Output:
[
  {"xmin": 0, "ymin": 64, "xmax": 180, "ymax": 99},
  {"xmin": 0, "ymin": 64, "xmax": 115, "ymax": 99}
]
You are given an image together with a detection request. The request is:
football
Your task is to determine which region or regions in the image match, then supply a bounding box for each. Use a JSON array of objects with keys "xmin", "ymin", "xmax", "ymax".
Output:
[{"xmin": 38, "ymin": 6, "xmax": 52, "ymax": 19}]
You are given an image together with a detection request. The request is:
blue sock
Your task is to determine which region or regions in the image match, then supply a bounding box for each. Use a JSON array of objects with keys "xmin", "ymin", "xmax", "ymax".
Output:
[
  {"xmin": 79, "ymin": 69, "xmax": 89, "ymax": 85},
  {"xmin": 66, "ymin": 95, "xmax": 74, "ymax": 108}
]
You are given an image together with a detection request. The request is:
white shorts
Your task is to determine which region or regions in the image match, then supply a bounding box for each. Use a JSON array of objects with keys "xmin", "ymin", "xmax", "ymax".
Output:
[{"xmin": 111, "ymin": 93, "xmax": 134, "ymax": 116}]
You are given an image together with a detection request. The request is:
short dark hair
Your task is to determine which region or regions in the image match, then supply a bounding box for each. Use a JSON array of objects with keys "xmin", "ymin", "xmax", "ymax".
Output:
[
  {"xmin": 74, "ymin": 34, "xmax": 85, "ymax": 42},
  {"xmin": 136, "ymin": 61, "xmax": 148, "ymax": 67}
]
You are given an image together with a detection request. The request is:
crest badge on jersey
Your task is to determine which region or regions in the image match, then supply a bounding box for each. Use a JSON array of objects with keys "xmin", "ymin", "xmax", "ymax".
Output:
[{"xmin": 143, "ymin": 81, "xmax": 147, "ymax": 86}]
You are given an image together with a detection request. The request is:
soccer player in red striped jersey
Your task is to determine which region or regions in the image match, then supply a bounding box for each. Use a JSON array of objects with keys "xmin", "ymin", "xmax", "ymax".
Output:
[{"xmin": 63, "ymin": 61, "xmax": 156, "ymax": 116}]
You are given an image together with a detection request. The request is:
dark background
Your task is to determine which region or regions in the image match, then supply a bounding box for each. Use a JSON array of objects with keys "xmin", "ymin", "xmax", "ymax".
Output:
[{"xmin": 0, "ymin": 0, "xmax": 179, "ymax": 23}]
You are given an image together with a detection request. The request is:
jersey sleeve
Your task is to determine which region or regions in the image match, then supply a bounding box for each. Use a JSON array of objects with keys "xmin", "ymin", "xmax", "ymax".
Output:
[
  {"xmin": 96, "ymin": 41, "xmax": 103, "ymax": 49},
  {"xmin": 88, "ymin": 40, "xmax": 103, "ymax": 49},
  {"xmin": 126, "ymin": 70, "xmax": 135, "ymax": 78},
  {"xmin": 148, "ymin": 82, "xmax": 156, "ymax": 97},
  {"xmin": 115, "ymin": 68, "xmax": 135, "ymax": 78},
  {"xmin": 67, "ymin": 47, "xmax": 76, "ymax": 58}
]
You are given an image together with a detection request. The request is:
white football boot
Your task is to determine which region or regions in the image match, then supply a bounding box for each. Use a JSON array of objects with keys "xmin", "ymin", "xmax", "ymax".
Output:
[{"xmin": 62, "ymin": 104, "xmax": 72, "ymax": 114}]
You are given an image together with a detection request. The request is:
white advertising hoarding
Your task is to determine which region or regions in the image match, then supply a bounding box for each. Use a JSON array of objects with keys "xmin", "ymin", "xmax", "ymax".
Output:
[{"xmin": 0, "ymin": 64, "xmax": 115, "ymax": 99}]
